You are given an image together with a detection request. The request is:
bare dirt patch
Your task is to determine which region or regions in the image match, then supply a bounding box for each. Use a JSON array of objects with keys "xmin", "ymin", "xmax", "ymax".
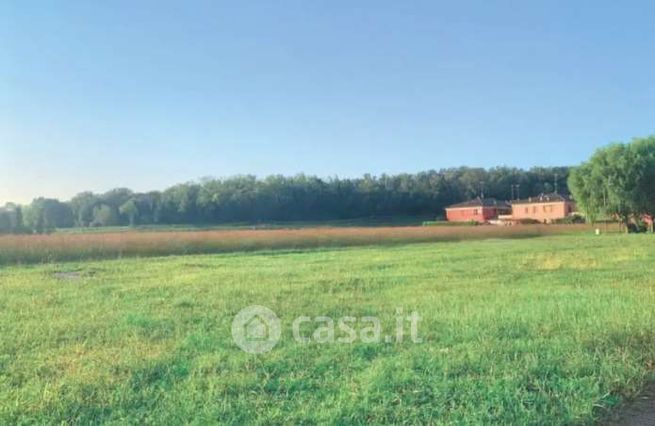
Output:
[
  {"xmin": 605, "ymin": 382, "xmax": 655, "ymax": 425},
  {"xmin": 53, "ymin": 270, "xmax": 97, "ymax": 280},
  {"xmin": 54, "ymin": 271, "xmax": 83, "ymax": 280}
]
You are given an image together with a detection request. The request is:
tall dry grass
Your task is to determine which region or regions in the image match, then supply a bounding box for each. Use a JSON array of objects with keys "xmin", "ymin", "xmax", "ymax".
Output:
[{"xmin": 0, "ymin": 224, "xmax": 603, "ymax": 265}]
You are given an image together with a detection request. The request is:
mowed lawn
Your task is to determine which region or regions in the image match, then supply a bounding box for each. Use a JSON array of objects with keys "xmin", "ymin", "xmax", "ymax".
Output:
[{"xmin": 1, "ymin": 234, "xmax": 654, "ymax": 424}]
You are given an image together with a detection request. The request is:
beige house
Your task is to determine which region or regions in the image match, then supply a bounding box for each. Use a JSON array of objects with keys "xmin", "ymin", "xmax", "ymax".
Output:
[{"xmin": 510, "ymin": 193, "xmax": 576, "ymax": 223}]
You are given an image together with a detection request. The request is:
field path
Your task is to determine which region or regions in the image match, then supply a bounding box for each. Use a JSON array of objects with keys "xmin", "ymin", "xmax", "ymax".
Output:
[{"xmin": 609, "ymin": 383, "xmax": 655, "ymax": 425}]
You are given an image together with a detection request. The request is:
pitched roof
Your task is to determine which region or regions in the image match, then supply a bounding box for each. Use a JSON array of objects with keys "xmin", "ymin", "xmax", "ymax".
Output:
[
  {"xmin": 446, "ymin": 197, "xmax": 510, "ymax": 209},
  {"xmin": 511, "ymin": 193, "xmax": 572, "ymax": 205}
]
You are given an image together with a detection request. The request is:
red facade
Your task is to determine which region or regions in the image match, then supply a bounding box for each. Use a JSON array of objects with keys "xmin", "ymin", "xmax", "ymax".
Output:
[{"xmin": 445, "ymin": 206, "xmax": 500, "ymax": 223}]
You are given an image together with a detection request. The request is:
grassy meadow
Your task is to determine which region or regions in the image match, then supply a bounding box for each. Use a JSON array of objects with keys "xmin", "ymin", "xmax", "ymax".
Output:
[
  {"xmin": 0, "ymin": 233, "xmax": 653, "ymax": 423},
  {"xmin": 0, "ymin": 223, "xmax": 605, "ymax": 265},
  {"xmin": 53, "ymin": 215, "xmax": 436, "ymax": 234}
]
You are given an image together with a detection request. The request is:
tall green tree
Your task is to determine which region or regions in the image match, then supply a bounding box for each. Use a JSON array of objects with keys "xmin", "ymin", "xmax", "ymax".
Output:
[
  {"xmin": 119, "ymin": 199, "xmax": 140, "ymax": 226},
  {"xmin": 23, "ymin": 198, "xmax": 74, "ymax": 232},
  {"xmin": 70, "ymin": 192, "xmax": 100, "ymax": 227},
  {"xmin": 0, "ymin": 203, "xmax": 25, "ymax": 233},
  {"xmin": 629, "ymin": 136, "xmax": 655, "ymax": 230},
  {"xmin": 92, "ymin": 204, "xmax": 120, "ymax": 227},
  {"xmin": 569, "ymin": 138, "xmax": 655, "ymax": 230}
]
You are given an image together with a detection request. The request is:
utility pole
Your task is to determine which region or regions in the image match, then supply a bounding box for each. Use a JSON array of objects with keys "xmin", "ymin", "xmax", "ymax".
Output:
[
  {"xmin": 479, "ymin": 181, "xmax": 484, "ymax": 199},
  {"xmin": 554, "ymin": 173, "xmax": 559, "ymax": 194},
  {"xmin": 511, "ymin": 184, "xmax": 519, "ymax": 200}
]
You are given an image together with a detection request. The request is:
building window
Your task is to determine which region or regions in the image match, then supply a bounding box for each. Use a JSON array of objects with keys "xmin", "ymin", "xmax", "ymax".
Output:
[
  {"xmin": 524, "ymin": 207, "xmax": 528, "ymax": 213},
  {"xmin": 473, "ymin": 209, "xmax": 479, "ymax": 215}
]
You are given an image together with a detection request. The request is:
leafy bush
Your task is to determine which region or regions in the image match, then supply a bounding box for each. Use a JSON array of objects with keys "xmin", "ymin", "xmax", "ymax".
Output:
[
  {"xmin": 627, "ymin": 218, "xmax": 648, "ymax": 233},
  {"xmin": 516, "ymin": 218, "xmax": 542, "ymax": 225}
]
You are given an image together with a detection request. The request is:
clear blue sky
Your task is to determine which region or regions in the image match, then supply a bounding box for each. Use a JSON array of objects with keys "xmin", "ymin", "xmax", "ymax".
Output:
[{"xmin": 2, "ymin": 1, "xmax": 655, "ymax": 204}]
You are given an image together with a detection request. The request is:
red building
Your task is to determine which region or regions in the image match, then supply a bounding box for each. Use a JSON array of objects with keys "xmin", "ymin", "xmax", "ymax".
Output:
[{"xmin": 445, "ymin": 197, "xmax": 511, "ymax": 223}]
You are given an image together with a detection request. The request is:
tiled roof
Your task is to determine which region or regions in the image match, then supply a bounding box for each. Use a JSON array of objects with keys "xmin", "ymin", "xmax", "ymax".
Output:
[
  {"xmin": 446, "ymin": 197, "xmax": 510, "ymax": 209},
  {"xmin": 511, "ymin": 193, "xmax": 572, "ymax": 205}
]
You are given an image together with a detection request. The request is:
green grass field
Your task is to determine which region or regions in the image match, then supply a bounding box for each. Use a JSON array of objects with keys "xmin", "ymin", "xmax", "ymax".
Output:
[{"xmin": 1, "ymin": 234, "xmax": 653, "ymax": 424}]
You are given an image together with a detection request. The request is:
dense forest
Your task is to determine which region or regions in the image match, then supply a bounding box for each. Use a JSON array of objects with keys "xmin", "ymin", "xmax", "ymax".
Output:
[{"xmin": 0, "ymin": 166, "xmax": 569, "ymax": 233}]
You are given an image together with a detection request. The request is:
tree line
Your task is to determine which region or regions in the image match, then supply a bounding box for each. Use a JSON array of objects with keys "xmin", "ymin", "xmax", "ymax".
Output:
[
  {"xmin": 569, "ymin": 135, "xmax": 655, "ymax": 231},
  {"xmin": 0, "ymin": 166, "xmax": 570, "ymax": 233}
]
